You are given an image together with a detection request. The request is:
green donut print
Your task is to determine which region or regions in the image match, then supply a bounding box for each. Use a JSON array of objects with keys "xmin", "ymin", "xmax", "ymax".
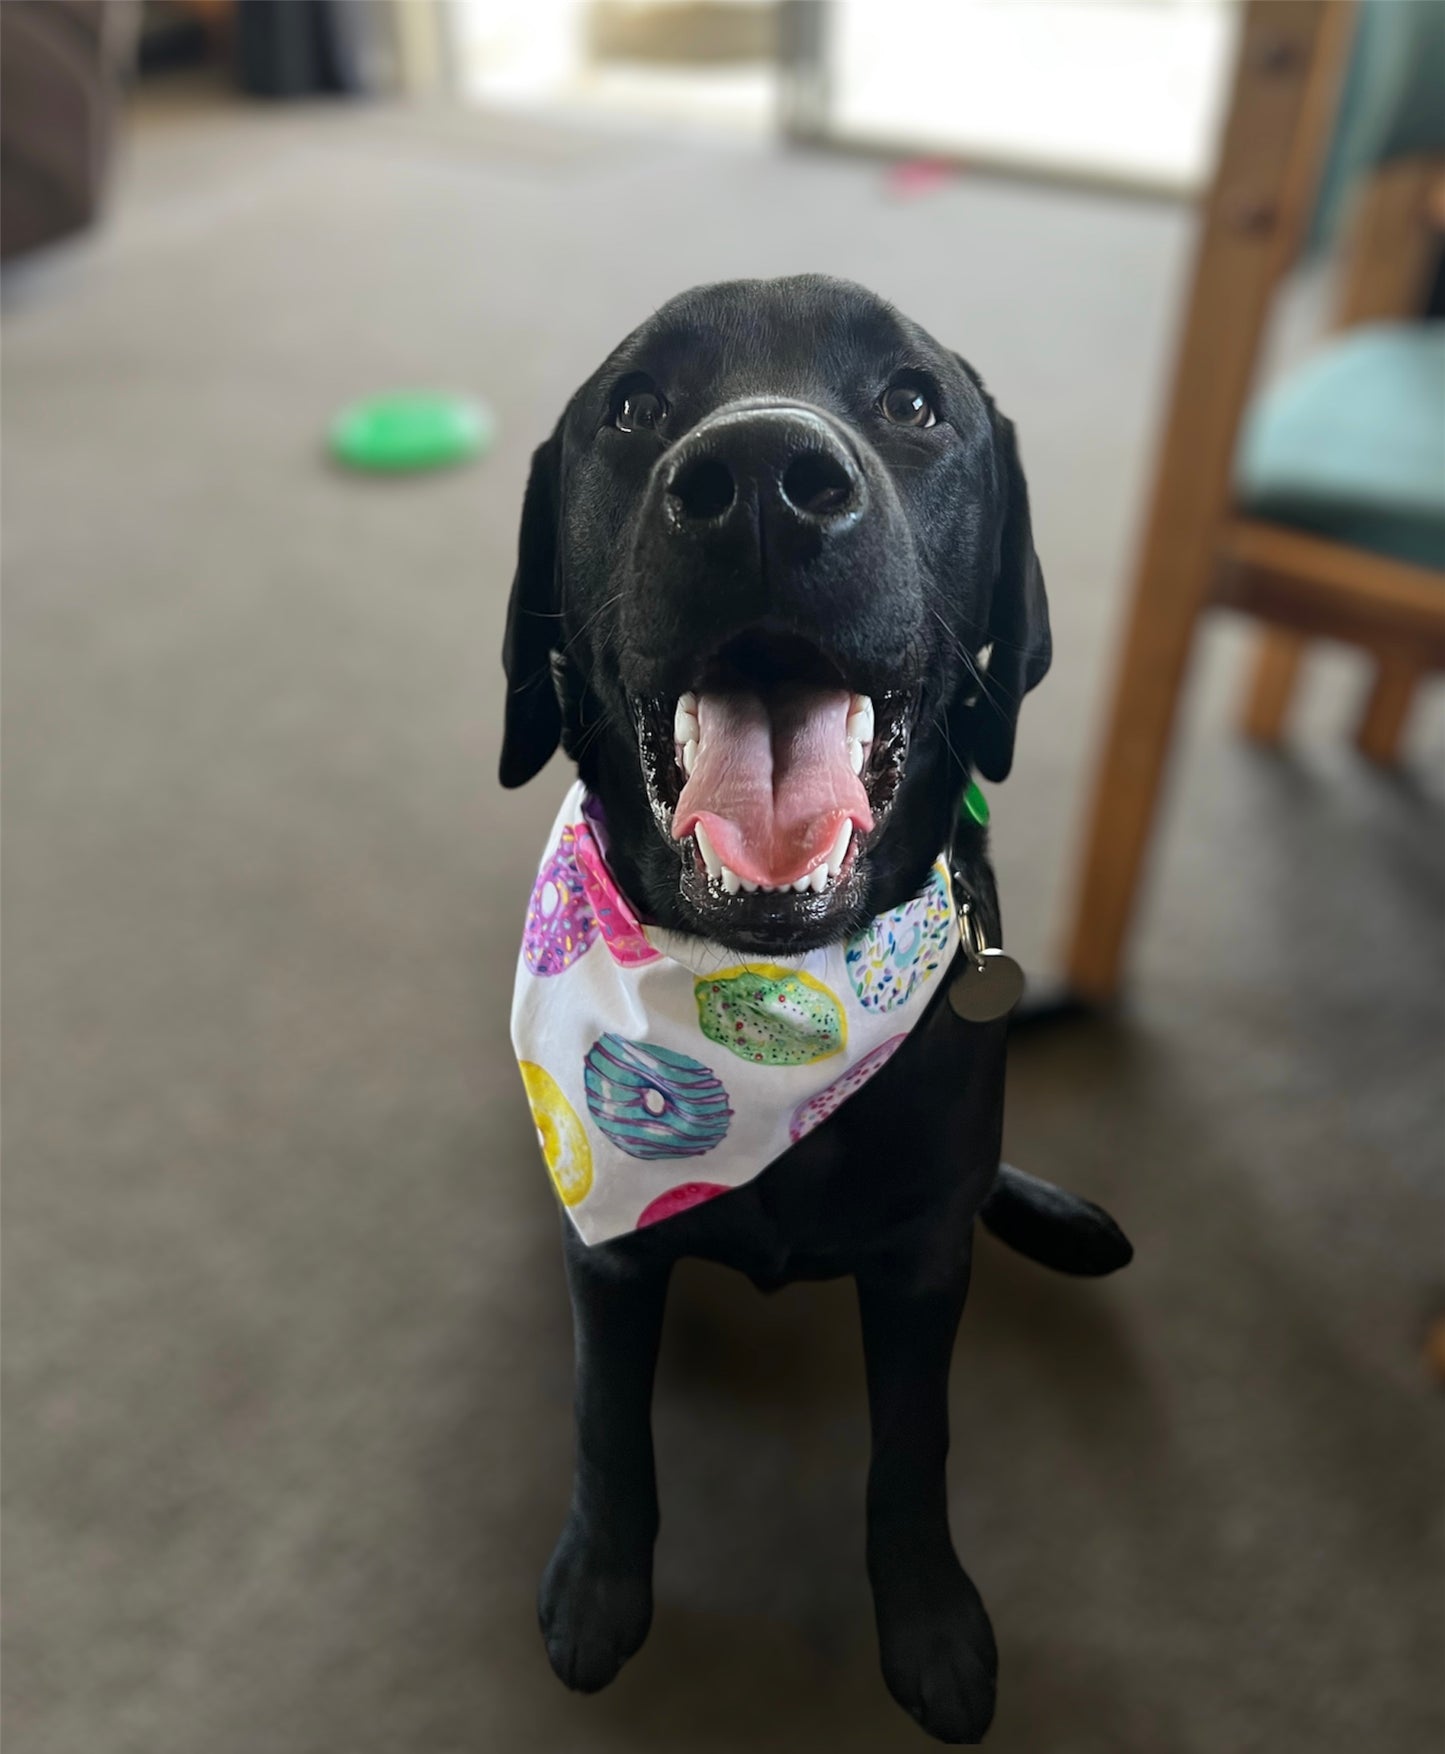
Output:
[{"xmin": 694, "ymin": 964, "xmax": 846, "ymax": 1067}]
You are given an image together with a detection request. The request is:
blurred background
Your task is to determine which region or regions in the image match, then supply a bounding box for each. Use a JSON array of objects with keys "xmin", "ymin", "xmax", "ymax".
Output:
[{"xmin": 4, "ymin": 3, "xmax": 1442, "ymax": 1752}]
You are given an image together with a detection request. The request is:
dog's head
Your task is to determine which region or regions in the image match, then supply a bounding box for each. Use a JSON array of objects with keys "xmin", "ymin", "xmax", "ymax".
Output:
[{"xmin": 500, "ymin": 275, "xmax": 1049, "ymax": 953}]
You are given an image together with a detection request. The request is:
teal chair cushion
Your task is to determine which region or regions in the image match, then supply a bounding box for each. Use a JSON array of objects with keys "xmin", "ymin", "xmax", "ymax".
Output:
[
  {"xmin": 1235, "ymin": 323, "xmax": 1445, "ymax": 569},
  {"xmin": 1310, "ymin": 0, "xmax": 1445, "ymax": 251}
]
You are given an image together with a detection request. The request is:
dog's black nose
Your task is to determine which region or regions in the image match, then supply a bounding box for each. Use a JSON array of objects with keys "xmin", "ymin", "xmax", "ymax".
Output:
[{"xmin": 663, "ymin": 405, "xmax": 866, "ymax": 545}]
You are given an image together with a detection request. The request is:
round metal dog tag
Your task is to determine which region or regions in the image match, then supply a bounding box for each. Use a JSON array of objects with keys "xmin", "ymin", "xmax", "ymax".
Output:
[{"xmin": 947, "ymin": 949, "xmax": 1025, "ymax": 1023}]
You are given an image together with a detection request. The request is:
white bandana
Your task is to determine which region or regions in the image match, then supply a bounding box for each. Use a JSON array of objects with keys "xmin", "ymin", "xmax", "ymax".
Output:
[{"xmin": 511, "ymin": 780, "xmax": 960, "ymax": 1244}]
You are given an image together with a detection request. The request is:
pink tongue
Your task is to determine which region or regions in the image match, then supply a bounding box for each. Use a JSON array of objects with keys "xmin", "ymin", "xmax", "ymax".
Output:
[{"xmin": 672, "ymin": 685, "xmax": 873, "ymax": 887}]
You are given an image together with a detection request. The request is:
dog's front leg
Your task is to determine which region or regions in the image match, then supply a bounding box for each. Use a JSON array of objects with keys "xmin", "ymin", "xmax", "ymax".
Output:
[
  {"xmin": 539, "ymin": 1222, "xmax": 672, "ymax": 1693},
  {"xmin": 858, "ymin": 1247, "xmax": 997, "ymax": 1744}
]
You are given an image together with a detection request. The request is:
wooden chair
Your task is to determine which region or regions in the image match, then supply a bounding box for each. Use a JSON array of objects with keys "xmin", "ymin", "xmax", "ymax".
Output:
[
  {"xmin": 1061, "ymin": 0, "xmax": 1445, "ymax": 1004},
  {"xmin": 1239, "ymin": 153, "xmax": 1445, "ymax": 761}
]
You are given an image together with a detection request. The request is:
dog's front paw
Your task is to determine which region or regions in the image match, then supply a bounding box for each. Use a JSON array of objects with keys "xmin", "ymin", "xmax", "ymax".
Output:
[
  {"xmin": 538, "ymin": 1515, "xmax": 654, "ymax": 1693},
  {"xmin": 869, "ymin": 1532, "xmax": 998, "ymax": 1744}
]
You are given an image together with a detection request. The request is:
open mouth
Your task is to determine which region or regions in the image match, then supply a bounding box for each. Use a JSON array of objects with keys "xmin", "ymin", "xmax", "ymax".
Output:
[{"xmin": 634, "ymin": 633, "xmax": 913, "ymax": 929}]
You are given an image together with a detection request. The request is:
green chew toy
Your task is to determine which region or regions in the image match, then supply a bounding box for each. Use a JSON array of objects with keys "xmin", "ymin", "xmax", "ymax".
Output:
[{"xmin": 329, "ymin": 393, "xmax": 494, "ymax": 473}]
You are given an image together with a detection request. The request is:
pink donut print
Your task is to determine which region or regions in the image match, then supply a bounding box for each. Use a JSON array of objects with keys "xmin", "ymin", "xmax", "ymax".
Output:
[
  {"xmin": 635, "ymin": 1181, "xmax": 729, "ymax": 1229},
  {"xmin": 574, "ymin": 821, "xmax": 661, "ymax": 968},
  {"xmin": 789, "ymin": 1034, "xmax": 908, "ymax": 1142},
  {"xmin": 522, "ymin": 825, "xmax": 598, "ymax": 977}
]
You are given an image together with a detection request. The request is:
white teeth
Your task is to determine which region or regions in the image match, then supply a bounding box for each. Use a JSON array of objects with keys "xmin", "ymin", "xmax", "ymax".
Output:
[
  {"xmin": 846, "ymin": 695, "xmax": 874, "ymax": 742},
  {"xmin": 675, "ymin": 692, "xmax": 701, "ymax": 778},
  {"xmin": 694, "ymin": 820, "xmax": 854, "ymax": 901},
  {"xmin": 846, "ymin": 694, "xmax": 872, "ymax": 776},
  {"xmin": 694, "ymin": 824, "xmax": 721, "ymax": 881}
]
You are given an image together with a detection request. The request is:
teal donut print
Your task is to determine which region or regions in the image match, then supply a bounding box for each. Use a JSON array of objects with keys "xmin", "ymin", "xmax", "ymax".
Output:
[
  {"xmin": 584, "ymin": 1035, "xmax": 732, "ymax": 1160},
  {"xmin": 844, "ymin": 863, "xmax": 953, "ymax": 1011}
]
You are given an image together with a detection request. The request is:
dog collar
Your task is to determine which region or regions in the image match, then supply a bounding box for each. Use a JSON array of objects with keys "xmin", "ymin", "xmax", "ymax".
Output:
[
  {"xmin": 945, "ymin": 778, "xmax": 1029, "ymax": 1022},
  {"xmin": 511, "ymin": 781, "xmax": 961, "ymax": 1244}
]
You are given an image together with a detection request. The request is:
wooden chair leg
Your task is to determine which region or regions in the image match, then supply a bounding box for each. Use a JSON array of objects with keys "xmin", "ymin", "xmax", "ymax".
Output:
[
  {"xmin": 1062, "ymin": 565, "xmax": 1209, "ymax": 1004},
  {"xmin": 1058, "ymin": 1, "xmax": 1352, "ymax": 1004},
  {"xmin": 1240, "ymin": 629, "xmax": 1307, "ymax": 744},
  {"xmin": 1425, "ymin": 1313, "xmax": 1445, "ymax": 1384},
  {"xmin": 1355, "ymin": 654, "xmax": 1422, "ymax": 764}
]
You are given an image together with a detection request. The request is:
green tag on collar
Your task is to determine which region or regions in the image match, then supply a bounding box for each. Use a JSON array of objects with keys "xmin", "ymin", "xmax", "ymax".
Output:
[{"xmin": 961, "ymin": 779, "xmax": 990, "ymax": 826}]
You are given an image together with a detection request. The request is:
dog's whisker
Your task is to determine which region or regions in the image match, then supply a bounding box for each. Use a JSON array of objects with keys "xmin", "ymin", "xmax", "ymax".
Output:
[
  {"xmin": 561, "ymin": 593, "xmax": 624, "ymax": 657},
  {"xmin": 976, "ymin": 631, "xmax": 1039, "ymax": 658},
  {"xmin": 936, "ymin": 614, "xmax": 1020, "ymax": 719},
  {"xmin": 928, "ymin": 607, "xmax": 981, "ymax": 678}
]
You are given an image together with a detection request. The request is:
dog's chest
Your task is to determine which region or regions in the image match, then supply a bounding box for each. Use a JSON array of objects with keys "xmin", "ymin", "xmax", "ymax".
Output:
[{"xmin": 665, "ymin": 983, "xmax": 1010, "ymax": 1280}]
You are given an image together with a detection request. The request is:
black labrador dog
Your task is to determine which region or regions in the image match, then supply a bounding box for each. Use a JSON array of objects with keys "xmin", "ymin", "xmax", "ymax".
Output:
[{"xmin": 500, "ymin": 275, "xmax": 1130, "ymax": 1743}]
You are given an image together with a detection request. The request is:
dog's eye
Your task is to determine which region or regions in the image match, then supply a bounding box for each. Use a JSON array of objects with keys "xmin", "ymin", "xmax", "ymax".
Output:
[
  {"xmin": 614, "ymin": 379, "xmax": 668, "ymax": 434},
  {"xmin": 880, "ymin": 380, "xmax": 936, "ymax": 428}
]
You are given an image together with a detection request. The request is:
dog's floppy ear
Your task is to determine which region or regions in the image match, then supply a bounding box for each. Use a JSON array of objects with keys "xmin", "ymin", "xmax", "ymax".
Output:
[
  {"xmin": 966, "ymin": 401, "xmax": 1051, "ymax": 783},
  {"xmin": 499, "ymin": 425, "xmax": 565, "ymax": 789}
]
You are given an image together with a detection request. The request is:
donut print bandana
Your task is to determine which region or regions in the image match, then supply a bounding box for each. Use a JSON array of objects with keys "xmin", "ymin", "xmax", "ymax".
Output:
[
  {"xmin": 511, "ymin": 781, "xmax": 959, "ymax": 1245},
  {"xmin": 522, "ymin": 825, "xmax": 597, "ymax": 976},
  {"xmin": 844, "ymin": 864, "xmax": 954, "ymax": 1010}
]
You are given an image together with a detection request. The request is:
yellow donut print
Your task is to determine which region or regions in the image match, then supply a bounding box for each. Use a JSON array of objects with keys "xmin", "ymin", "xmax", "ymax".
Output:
[{"xmin": 519, "ymin": 1062, "xmax": 593, "ymax": 1207}]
